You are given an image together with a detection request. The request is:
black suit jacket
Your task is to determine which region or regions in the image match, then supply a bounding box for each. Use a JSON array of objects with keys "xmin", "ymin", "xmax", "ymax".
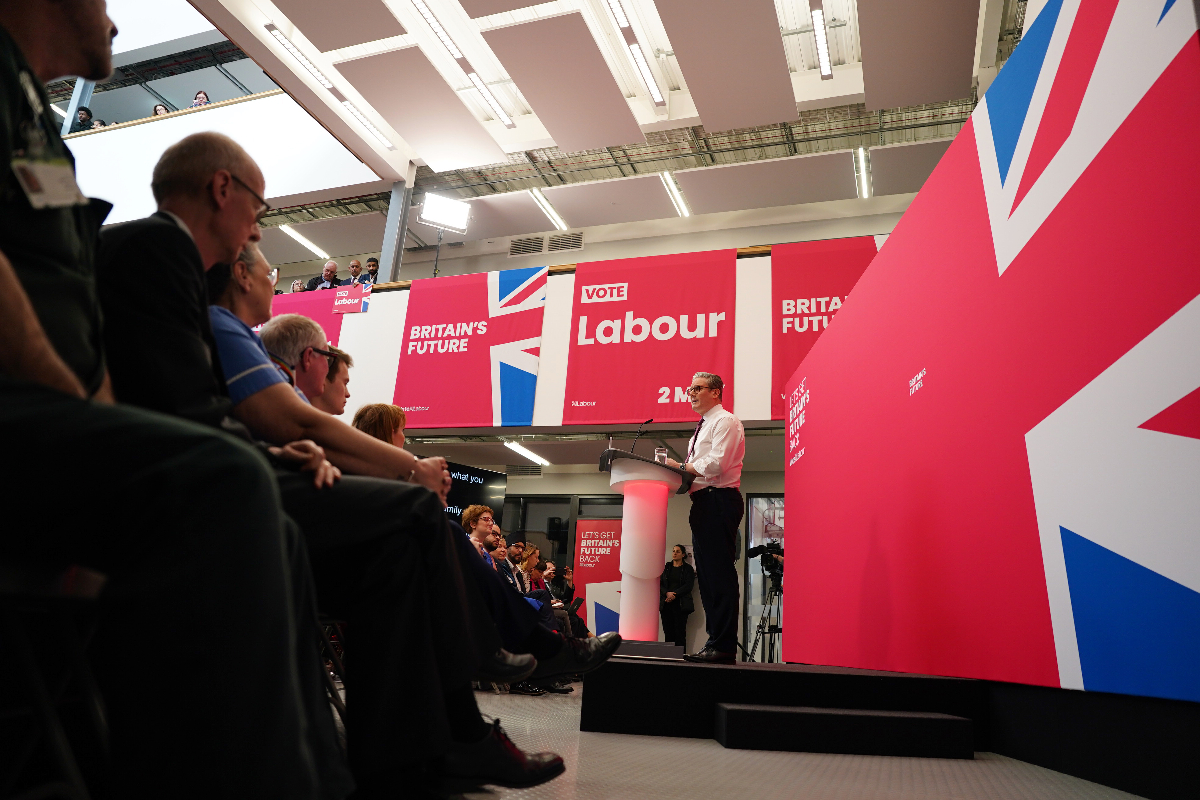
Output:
[
  {"xmin": 305, "ymin": 275, "xmax": 337, "ymax": 291},
  {"xmin": 95, "ymin": 213, "xmax": 231, "ymax": 428}
]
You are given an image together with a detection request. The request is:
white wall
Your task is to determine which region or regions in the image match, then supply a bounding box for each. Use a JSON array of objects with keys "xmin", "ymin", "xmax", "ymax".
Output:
[{"xmin": 70, "ymin": 93, "xmax": 380, "ymax": 224}]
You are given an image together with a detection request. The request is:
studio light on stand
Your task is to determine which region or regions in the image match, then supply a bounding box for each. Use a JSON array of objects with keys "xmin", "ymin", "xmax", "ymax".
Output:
[{"xmin": 417, "ymin": 194, "xmax": 470, "ymax": 278}]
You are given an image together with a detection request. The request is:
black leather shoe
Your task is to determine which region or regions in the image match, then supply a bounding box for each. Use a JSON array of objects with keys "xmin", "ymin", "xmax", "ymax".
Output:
[
  {"xmin": 567, "ymin": 597, "xmax": 584, "ymax": 615},
  {"xmin": 531, "ymin": 631, "xmax": 622, "ymax": 679},
  {"xmin": 477, "ymin": 649, "xmax": 537, "ymax": 684},
  {"xmin": 683, "ymin": 647, "xmax": 735, "ymax": 664},
  {"xmin": 443, "ymin": 719, "xmax": 565, "ymax": 788},
  {"xmin": 509, "ymin": 681, "xmax": 547, "ymax": 696}
]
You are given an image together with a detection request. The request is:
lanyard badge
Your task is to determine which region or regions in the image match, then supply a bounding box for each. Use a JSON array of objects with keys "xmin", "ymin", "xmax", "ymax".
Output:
[{"xmin": 11, "ymin": 69, "xmax": 87, "ymax": 208}]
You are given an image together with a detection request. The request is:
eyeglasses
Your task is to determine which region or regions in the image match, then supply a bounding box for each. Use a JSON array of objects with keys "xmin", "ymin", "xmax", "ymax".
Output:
[
  {"xmin": 479, "ymin": 517, "xmax": 494, "ymax": 525},
  {"xmin": 685, "ymin": 384, "xmax": 711, "ymax": 395},
  {"xmin": 309, "ymin": 345, "xmax": 337, "ymax": 359},
  {"xmin": 230, "ymin": 173, "xmax": 272, "ymax": 221}
]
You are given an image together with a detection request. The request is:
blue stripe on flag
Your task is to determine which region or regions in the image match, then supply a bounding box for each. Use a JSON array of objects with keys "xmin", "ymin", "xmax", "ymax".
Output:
[
  {"xmin": 985, "ymin": 0, "xmax": 1065, "ymax": 185},
  {"xmin": 499, "ymin": 362, "xmax": 538, "ymax": 426},
  {"xmin": 497, "ymin": 266, "xmax": 544, "ymax": 303}
]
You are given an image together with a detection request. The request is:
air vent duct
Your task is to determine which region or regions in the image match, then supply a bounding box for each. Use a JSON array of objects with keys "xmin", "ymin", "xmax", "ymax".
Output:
[
  {"xmin": 506, "ymin": 464, "xmax": 542, "ymax": 476},
  {"xmin": 508, "ymin": 236, "xmax": 545, "ymax": 257},
  {"xmin": 548, "ymin": 231, "xmax": 583, "ymax": 252}
]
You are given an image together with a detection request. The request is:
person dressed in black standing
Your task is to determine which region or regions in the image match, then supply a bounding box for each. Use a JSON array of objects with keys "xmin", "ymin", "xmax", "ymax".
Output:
[{"xmin": 660, "ymin": 544, "xmax": 695, "ymax": 648}]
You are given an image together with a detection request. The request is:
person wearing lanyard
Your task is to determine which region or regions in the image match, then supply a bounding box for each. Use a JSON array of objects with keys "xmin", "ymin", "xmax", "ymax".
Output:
[{"xmin": 665, "ymin": 371, "xmax": 746, "ymax": 664}]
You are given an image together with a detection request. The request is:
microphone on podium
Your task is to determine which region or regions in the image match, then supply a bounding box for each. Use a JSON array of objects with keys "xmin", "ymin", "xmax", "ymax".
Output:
[{"xmin": 630, "ymin": 419, "xmax": 654, "ymax": 454}]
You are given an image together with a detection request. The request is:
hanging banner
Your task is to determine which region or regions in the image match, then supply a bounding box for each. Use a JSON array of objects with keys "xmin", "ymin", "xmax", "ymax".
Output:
[
  {"xmin": 268, "ymin": 291, "xmax": 344, "ymax": 345},
  {"xmin": 573, "ymin": 519, "xmax": 623, "ymax": 635},
  {"xmin": 394, "ymin": 266, "xmax": 547, "ymax": 427},
  {"xmin": 563, "ymin": 250, "xmax": 737, "ymax": 424},
  {"xmin": 770, "ymin": 237, "xmax": 877, "ymax": 419}
]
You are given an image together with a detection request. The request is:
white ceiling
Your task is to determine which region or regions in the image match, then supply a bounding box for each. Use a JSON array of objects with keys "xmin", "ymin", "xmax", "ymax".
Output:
[{"xmin": 192, "ymin": 0, "xmax": 998, "ymax": 180}]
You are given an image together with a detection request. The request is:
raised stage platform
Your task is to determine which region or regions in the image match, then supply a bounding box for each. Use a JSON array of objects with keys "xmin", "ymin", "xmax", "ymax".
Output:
[{"xmin": 582, "ymin": 657, "xmax": 1200, "ymax": 800}]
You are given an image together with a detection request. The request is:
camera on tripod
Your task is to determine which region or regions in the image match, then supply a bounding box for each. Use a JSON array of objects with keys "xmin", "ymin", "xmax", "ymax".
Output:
[{"xmin": 746, "ymin": 541, "xmax": 784, "ymax": 587}]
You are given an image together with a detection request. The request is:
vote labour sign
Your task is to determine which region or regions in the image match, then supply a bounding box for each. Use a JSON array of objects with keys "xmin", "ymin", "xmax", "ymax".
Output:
[
  {"xmin": 331, "ymin": 283, "xmax": 370, "ymax": 313},
  {"xmin": 564, "ymin": 250, "xmax": 736, "ymax": 424},
  {"xmin": 394, "ymin": 266, "xmax": 548, "ymax": 427},
  {"xmin": 770, "ymin": 237, "xmax": 877, "ymax": 419}
]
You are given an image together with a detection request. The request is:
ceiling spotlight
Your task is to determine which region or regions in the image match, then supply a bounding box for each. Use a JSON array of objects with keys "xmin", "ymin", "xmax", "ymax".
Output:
[
  {"xmin": 505, "ymin": 440, "xmax": 550, "ymax": 466},
  {"xmin": 340, "ymin": 100, "xmax": 396, "ymax": 149},
  {"xmin": 265, "ymin": 24, "xmax": 334, "ymax": 88},
  {"xmin": 467, "ymin": 72, "xmax": 514, "ymax": 127},
  {"xmin": 629, "ymin": 43, "xmax": 665, "ymax": 105},
  {"xmin": 528, "ymin": 188, "xmax": 568, "ymax": 231},
  {"xmin": 279, "ymin": 224, "xmax": 330, "ymax": 259},
  {"xmin": 607, "ymin": 0, "xmax": 631, "ymax": 28},
  {"xmin": 419, "ymin": 193, "xmax": 472, "ymax": 234},
  {"xmin": 810, "ymin": 8, "xmax": 833, "ymax": 79},
  {"xmin": 660, "ymin": 171, "xmax": 690, "ymax": 217},
  {"xmin": 411, "ymin": 0, "xmax": 463, "ymax": 59},
  {"xmin": 853, "ymin": 147, "xmax": 872, "ymax": 199}
]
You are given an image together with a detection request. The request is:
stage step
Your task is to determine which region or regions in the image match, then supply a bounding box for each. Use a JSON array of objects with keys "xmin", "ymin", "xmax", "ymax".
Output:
[
  {"xmin": 715, "ymin": 703, "xmax": 974, "ymax": 759},
  {"xmin": 614, "ymin": 640, "xmax": 685, "ymax": 660}
]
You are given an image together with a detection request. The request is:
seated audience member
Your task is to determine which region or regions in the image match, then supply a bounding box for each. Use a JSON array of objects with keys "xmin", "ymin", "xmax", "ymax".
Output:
[
  {"xmin": 191, "ymin": 89, "xmax": 209, "ymax": 106},
  {"xmin": 0, "ymin": 5, "xmax": 336, "ymax": 796},
  {"xmin": 365, "ymin": 256, "xmax": 381, "ymax": 283},
  {"xmin": 96, "ymin": 135, "xmax": 574, "ymax": 793},
  {"xmin": 518, "ymin": 546, "xmax": 542, "ymax": 590},
  {"xmin": 291, "ymin": 277, "xmax": 305, "ymax": 292},
  {"xmin": 343, "ymin": 258, "xmax": 368, "ymax": 285},
  {"xmin": 305, "ymin": 260, "xmax": 339, "ymax": 290},
  {"xmin": 152, "ymin": 102, "xmax": 169, "ymax": 116},
  {"xmin": 91, "ymin": 118, "xmax": 105, "ymax": 127},
  {"xmin": 311, "ymin": 344, "xmax": 352, "ymax": 415},
  {"xmin": 349, "ymin": 403, "xmax": 621, "ymax": 668},
  {"xmin": 463, "ymin": 504, "xmax": 499, "ymax": 567},
  {"xmin": 258, "ymin": 313, "xmax": 334, "ymax": 402},
  {"xmin": 351, "ymin": 402, "xmax": 406, "ymax": 447},
  {"xmin": 501, "ymin": 539, "xmax": 528, "ymax": 592},
  {"xmin": 68, "ymin": 103, "xmax": 92, "ymax": 132}
]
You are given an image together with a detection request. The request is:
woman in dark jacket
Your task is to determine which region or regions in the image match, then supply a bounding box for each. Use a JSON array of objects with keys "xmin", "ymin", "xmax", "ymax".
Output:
[{"xmin": 660, "ymin": 544, "xmax": 695, "ymax": 648}]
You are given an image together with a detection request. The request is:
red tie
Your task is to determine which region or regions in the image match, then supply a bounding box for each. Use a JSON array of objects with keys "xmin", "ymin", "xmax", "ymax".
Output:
[{"xmin": 686, "ymin": 417, "xmax": 704, "ymax": 462}]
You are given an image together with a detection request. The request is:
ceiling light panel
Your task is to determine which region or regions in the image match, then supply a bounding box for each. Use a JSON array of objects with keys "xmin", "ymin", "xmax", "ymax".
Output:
[
  {"xmin": 776, "ymin": 0, "xmax": 862, "ymax": 76},
  {"xmin": 603, "ymin": 0, "xmax": 666, "ymax": 107},
  {"xmin": 542, "ymin": 175, "xmax": 678, "ymax": 227},
  {"xmin": 483, "ymin": 13, "xmax": 644, "ymax": 152},
  {"xmin": 279, "ymin": 224, "xmax": 330, "ymax": 259},
  {"xmin": 402, "ymin": 0, "xmax": 518, "ymax": 129},
  {"xmin": 265, "ymin": 24, "xmax": 334, "ymax": 87},
  {"xmin": 655, "ymin": 0, "xmax": 795, "ymax": 132},
  {"xmin": 811, "ymin": 8, "xmax": 834, "ymax": 78},
  {"xmin": 505, "ymin": 440, "xmax": 550, "ymax": 466},
  {"xmin": 528, "ymin": 188, "xmax": 569, "ymax": 231},
  {"xmin": 270, "ymin": 0, "xmax": 406, "ymax": 52}
]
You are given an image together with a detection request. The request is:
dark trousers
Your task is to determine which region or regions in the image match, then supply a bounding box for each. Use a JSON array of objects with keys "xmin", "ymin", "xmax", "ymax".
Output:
[
  {"xmin": 660, "ymin": 604, "xmax": 690, "ymax": 647},
  {"xmin": 447, "ymin": 523, "xmax": 542, "ymax": 651},
  {"xmin": 275, "ymin": 471, "xmax": 498, "ymax": 783},
  {"xmin": 689, "ymin": 487, "xmax": 744, "ymax": 654},
  {"xmin": 0, "ymin": 381, "xmax": 332, "ymax": 799}
]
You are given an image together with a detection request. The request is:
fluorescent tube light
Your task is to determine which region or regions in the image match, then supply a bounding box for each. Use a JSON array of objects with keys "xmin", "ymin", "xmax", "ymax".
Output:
[
  {"xmin": 340, "ymin": 100, "xmax": 396, "ymax": 149},
  {"xmin": 854, "ymin": 147, "xmax": 872, "ymax": 199},
  {"xmin": 279, "ymin": 224, "xmax": 330, "ymax": 259},
  {"xmin": 505, "ymin": 441, "xmax": 550, "ymax": 466},
  {"xmin": 628, "ymin": 43, "xmax": 665, "ymax": 104},
  {"xmin": 51, "ymin": 104, "xmax": 67, "ymax": 118},
  {"xmin": 660, "ymin": 171, "xmax": 690, "ymax": 217},
  {"xmin": 411, "ymin": 0, "xmax": 463, "ymax": 59},
  {"xmin": 607, "ymin": 0, "xmax": 630, "ymax": 28},
  {"xmin": 467, "ymin": 72, "xmax": 514, "ymax": 127},
  {"xmin": 265, "ymin": 24, "xmax": 333, "ymax": 88},
  {"xmin": 419, "ymin": 193, "xmax": 471, "ymax": 234},
  {"xmin": 528, "ymin": 188, "xmax": 568, "ymax": 231},
  {"xmin": 810, "ymin": 8, "xmax": 833, "ymax": 78}
]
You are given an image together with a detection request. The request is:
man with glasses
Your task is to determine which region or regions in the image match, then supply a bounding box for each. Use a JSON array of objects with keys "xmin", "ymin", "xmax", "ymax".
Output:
[
  {"xmin": 665, "ymin": 372, "xmax": 746, "ymax": 663},
  {"xmin": 305, "ymin": 260, "xmax": 340, "ymax": 291}
]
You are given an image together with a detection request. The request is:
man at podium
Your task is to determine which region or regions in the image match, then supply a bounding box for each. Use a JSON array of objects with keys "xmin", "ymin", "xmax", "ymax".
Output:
[{"xmin": 665, "ymin": 372, "xmax": 746, "ymax": 663}]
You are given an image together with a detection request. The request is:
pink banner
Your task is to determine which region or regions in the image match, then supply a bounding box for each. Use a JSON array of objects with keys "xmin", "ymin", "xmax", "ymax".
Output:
[
  {"xmin": 563, "ymin": 251, "xmax": 737, "ymax": 424},
  {"xmin": 394, "ymin": 266, "xmax": 547, "ymax": 428},
  {"xmin": 770, "ymin": 237, "xmax": 876, "ymax": 419},
  {"xmin": 269, "ymin": 291, "xmax": 344, "ymax": 345},
  {"xmin": 573, "ymin": 519, "xmax": 623, "ymax": 634}
]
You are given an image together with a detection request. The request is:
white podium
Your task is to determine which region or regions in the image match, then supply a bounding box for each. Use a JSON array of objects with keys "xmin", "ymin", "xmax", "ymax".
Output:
[{"xmin": 599, "ymin": 449, "xmax": 694, "ymax": 642}]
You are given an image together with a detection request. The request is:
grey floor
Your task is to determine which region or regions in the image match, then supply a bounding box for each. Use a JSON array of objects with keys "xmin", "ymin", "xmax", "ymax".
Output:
[{"xmin": 466, "ymin": 682, "xmax": 1144, "ymax": 800}]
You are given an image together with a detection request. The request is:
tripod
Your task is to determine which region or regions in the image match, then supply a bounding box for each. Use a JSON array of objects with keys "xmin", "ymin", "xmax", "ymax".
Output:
[{"xmin": 744, "ymin": 576, "xmax": 783, "ymax": 663}]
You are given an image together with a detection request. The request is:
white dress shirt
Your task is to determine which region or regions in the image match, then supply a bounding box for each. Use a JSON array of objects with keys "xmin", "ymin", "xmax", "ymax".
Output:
[{"xmin": 685, "ymin": 403, "xmax": 745, "ymax": 492}]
